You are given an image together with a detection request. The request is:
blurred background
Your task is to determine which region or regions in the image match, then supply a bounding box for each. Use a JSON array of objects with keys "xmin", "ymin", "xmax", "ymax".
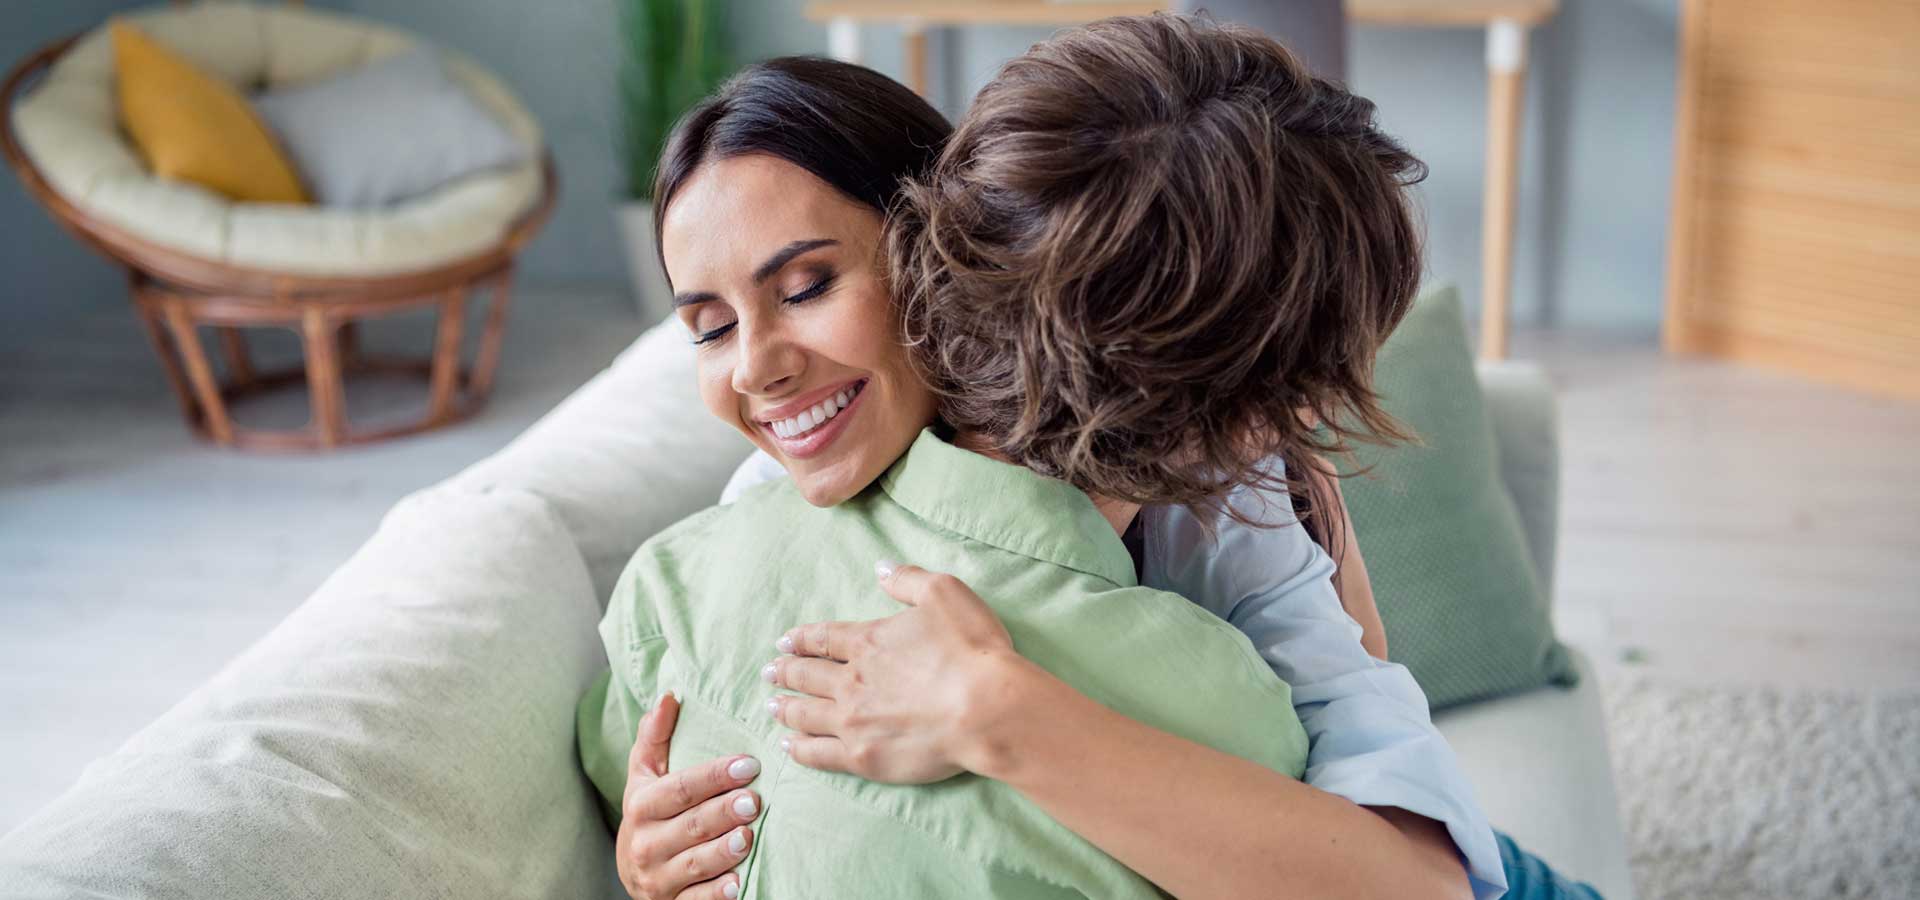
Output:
[{"xmin": 2, "ymin": 2, "xmax": 1914, "ymax": 898}]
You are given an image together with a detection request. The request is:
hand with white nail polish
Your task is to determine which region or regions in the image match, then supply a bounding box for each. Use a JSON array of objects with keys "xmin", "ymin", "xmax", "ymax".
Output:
[
  {"xmin": 766, "ymin": 561, "xmax": 1024, "ymax": 784},
  {"xmin": 615, "ymin": 691, "xmax": 761, "ymax": 900}
]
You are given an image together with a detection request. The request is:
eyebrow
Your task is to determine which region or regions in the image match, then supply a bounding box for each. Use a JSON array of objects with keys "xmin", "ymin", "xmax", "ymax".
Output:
[{"xmin": 671, "ymin": 238, "xmax": 840, "ymax": 309}]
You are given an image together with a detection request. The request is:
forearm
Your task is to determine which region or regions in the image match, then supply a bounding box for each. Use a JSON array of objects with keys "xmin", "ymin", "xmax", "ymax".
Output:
[{"xmin": 963, "ymin": 655, "xmax": 1471, "ymax": 900}]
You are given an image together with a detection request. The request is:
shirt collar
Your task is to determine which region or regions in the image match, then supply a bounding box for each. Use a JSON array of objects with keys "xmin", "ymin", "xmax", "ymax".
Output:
[{"xmin": 877, "ymin": 428, "xmax": 1138, "ymax": 588}]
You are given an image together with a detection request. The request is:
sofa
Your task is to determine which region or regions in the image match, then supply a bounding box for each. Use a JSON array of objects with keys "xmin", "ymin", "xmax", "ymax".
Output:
[{"xmin": 0, "ymin": 318, "xmax": 1636, "ymax": 899}]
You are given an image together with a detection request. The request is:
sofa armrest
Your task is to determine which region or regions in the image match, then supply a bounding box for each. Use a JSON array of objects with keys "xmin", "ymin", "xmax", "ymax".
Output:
[
  {"xmin": 445, "ymin": 318, "xmax": 754, "ymax": 603},
  {"xmin": 0, "ymin": 486, "xmax": 616, "ymax": 899},
  {"xmin": 1435, "ymin": 647, "xmax": 1636, "ymax": 900},
  {"xmin": 1477, "ymin": 361, "xmax": 1560, "ymax": 603}
]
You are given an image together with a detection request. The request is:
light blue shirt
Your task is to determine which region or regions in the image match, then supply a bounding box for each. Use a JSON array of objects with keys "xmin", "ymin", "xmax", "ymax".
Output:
[{"xmin": 723, "ymin": 450, "xmax": 1506, "ymax": 899}]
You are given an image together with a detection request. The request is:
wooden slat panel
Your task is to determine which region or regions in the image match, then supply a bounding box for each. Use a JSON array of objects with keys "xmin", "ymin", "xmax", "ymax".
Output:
[
  {"xmin": 1700, "ymin": 0, "xmax": 1920, "ymax": 98},
  {"xmin": 1667, "ymin": 0, "xmax": 1920, "ymax": 399}
]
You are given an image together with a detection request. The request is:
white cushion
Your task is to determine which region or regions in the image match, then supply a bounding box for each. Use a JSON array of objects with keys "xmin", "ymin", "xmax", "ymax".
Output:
[
  {"xmin": 8, "ymin": 1, "xmax": 544, "ymax": 276},
  {"xmin": 0, "ymin": 486, "xmax": 615, "ymax": 898},
  {"xmin": 1436, "ymin": 648, "xmax": 1638, "ymax": 900},
  {"xmin": 446, "ymin": 316, "xmax": 756, "ymax": 600}
]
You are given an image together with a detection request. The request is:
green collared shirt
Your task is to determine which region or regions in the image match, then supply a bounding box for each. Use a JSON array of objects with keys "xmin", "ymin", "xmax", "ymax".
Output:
[{"xmin": 578, "ymin": 429, "xmax": 1308, "ymax": 899}]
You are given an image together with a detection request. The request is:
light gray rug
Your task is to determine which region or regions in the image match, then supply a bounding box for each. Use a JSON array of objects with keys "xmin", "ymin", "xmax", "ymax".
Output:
[{"xmin": 1602, "ymin": 677, "xmax": 1920, "ymax": 900}]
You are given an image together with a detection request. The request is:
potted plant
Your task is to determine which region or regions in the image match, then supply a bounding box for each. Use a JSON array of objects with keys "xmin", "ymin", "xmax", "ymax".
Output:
[{"xmin": 614, "ymin": 0, "xmax": 731, "ymax": 320}]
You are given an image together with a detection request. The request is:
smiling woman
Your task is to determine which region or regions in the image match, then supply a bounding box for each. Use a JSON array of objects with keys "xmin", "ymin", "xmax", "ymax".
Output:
[{"xmin": 651, "ymin": 58, "xmax": 944, "ymax": 508}]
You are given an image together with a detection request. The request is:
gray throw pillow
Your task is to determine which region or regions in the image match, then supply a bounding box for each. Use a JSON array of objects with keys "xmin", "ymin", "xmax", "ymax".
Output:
[{"xmin": 251, "ymin": 47, "xmax": 528, "ymax": 209}]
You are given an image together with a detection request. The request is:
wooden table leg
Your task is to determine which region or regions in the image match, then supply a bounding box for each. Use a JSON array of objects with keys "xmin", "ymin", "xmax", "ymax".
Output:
[
  {"xmin": 301, "ymin": 306, "xmax": 346, "ymax": 447},
  {"xmin": 903, "ymin": 22, "xmax": 929, "ymax": 97},
  {"xmin": 160, "ymin": 300, "xmax": 235, "ymax": 445},
  {"xmin": 427, "ymin": 288, "xmax": 467, "ymax": 424},
  {"xmin": 1479, "ymin": 17, "xmax": 1527, "ymax": 361},
  {"xmin": 468, "ymin": 268, "xmax": 514, "ymax": 402}
]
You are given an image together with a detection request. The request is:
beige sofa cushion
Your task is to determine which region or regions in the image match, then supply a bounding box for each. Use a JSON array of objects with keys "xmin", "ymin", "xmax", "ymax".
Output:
[
  {"xmin": 9, "ymin": 1, "xmax": 543, "ymax": 276},
  {"xmin": 0, "ymin": 486, "xmax": 615, "ymax": 898},
  {"xmin": 447, "ymin": 316, "xmax": 756, "ymax": 601}
]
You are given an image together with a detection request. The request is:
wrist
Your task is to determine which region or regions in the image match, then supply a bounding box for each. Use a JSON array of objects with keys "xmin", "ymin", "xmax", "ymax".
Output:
[{"xmin": 954, "ymin": 648, "xmax": 1063, "ymax": 780}]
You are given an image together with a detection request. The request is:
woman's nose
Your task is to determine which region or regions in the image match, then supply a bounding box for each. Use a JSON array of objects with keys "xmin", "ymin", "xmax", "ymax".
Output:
[{"xmin": 731, "ymin": 322, "xmax": 804, "ymax": 397}]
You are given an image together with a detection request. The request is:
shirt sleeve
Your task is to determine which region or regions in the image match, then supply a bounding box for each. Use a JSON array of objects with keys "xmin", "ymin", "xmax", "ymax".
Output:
[
  {"xmin": 1141, "ymin": 487, "xmax": 1509, "ymax": 900},
  {"xmin": 720, "ymin": 449, "xmax": 789, "ymax": 504}
]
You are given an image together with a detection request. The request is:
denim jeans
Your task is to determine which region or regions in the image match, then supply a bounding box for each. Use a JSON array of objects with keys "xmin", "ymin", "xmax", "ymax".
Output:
[{"xmin": 1499, "ymin": 831, "xmax": 1605, "ymax": 900}]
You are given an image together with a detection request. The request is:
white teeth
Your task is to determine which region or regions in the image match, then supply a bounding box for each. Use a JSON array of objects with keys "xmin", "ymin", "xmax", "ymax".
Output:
[{"xmin": 768, "ymin": 382, "xmax": 864, "ymax": 440}]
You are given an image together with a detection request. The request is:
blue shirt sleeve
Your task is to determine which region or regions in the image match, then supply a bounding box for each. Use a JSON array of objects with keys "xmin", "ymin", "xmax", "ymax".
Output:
[{"xmin": 1138, "ymin": 479, "xmax": 1508, "ymax": 900}]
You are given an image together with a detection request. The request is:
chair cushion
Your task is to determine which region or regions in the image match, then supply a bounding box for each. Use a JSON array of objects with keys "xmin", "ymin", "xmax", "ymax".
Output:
[
  {"xmin": 110, "ymin": 21, "xmax": 307, "ymax": 204},
  {"xmin": 1340, "ymin": 286, "xmax": 1579, "ymax": 709},
  {"xmin": 9, "ymin": 2, "xmax": 545, "ymax": 276},
  {"xmin": 252, "ymin": 47, "xmax": 529, "ymax": 209}
]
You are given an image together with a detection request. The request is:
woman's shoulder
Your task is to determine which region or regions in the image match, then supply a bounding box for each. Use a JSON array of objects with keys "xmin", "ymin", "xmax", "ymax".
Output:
[{"xmin": 1136, "ymin": 456, "xmax": 1333, "ymax": 616}]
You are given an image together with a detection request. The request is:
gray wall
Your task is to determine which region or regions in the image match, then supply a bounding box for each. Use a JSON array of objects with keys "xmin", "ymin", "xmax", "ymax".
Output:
[
  {"xmin": 1, "ymin": 0, "xmax": 146, "ymax": 348},
  {"xmin": 895, "ymin": 0, "xmax": 1681, "ymax": 330},
  {"xmin": 1, "ymin": 0, "xmax": 1679, "ymax": 340}
]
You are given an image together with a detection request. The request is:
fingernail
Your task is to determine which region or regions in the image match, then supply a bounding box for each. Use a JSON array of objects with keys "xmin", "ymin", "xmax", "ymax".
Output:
[
  {"xmin": 724, "ymin": 879, "xmax": 740, "ymax": 899},
  {"xmin": 776, "ymin": 634, "xmax": 795, "ymax": 654},
  {"xmin": 875, "ymin": 559, "xmax": 899, "ymax": 580},
  {"xmin": 779, "ymin": 735, "xmax": 793, "ymax": 754},
  {"xmin": 760, "ymin": 662, "xmax": 778, "ymax": 684},
  {"xmin": 728, "ymin": 827, "xmax": 748, "ymax": 855},
  {"xmin": 727, "ymin": 756, "xmax": 760, "ymax": 780},
  {"xmin": 732, "ymin": 792, "xmax": 757, "ymax": 817},
  {"xmin": 765, "ymin": 697, "xmax": 781, "ymax": 717}
]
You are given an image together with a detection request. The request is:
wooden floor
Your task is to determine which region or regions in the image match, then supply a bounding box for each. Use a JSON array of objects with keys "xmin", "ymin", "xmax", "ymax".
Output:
[
  {"xmin": 2, "ymin": 296, "xmax": 1917, "ymax": 835},
  {"xmin": 1528, "ymin": 331, "xmax": 1920, "ymax": 692}
]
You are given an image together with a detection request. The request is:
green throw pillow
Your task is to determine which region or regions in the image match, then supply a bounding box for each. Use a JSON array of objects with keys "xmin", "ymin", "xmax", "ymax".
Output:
[{"xmin": 1340, "ymin": 286, "xmax": 1577, "ymax": 709}]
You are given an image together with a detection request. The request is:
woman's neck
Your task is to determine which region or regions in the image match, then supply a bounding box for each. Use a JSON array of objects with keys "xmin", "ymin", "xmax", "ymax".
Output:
[{"xmin": 953, "ymin": 430, "xmax": 1142, "ymax": 537}]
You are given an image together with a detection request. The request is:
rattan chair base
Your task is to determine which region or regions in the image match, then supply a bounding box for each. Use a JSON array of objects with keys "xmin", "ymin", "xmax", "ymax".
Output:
[{"xmin": 131, "ymin": 269, "xmax": 511, "ymax": 452}]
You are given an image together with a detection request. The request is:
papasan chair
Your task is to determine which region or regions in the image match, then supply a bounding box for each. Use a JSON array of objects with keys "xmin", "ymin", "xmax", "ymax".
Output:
[{"xmin": 2, "ymin": 0, "xmax": 557, "ymax": 450}]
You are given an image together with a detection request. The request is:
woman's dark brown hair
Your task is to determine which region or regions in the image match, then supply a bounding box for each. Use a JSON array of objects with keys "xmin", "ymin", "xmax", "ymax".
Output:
[
  {"xmin": 651, "ymin": 56, "xmax": 952, "ymax": 271},
  {"xmin": 890, "ymin": 13, "xmax": 1427, "ymax": 530}
]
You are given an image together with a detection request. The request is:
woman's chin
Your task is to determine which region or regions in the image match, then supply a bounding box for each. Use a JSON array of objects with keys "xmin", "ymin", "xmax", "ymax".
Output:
[
  {"xmin": 785, "ymin": 449, "xmax": 893, "ymax": 507},
  {"xmin": 792, "ymin": 468, "xmax": 864, "ymax": 507}
]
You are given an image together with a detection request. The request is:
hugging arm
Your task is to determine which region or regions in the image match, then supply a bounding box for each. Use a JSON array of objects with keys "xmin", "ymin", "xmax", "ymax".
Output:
[
  {"xmin": 770, "ymin": 564, "xmax": 1474, "ymax": 900},
  {"xmin": 729, "ymin": 452, "xmax": 1494, "ymax": 899}
]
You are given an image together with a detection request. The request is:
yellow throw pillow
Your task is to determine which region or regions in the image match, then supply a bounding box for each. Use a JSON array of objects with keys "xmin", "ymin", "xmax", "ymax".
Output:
[{"xmin": 111, "ymin": 21, "xmax": 308, "ymax": 204}]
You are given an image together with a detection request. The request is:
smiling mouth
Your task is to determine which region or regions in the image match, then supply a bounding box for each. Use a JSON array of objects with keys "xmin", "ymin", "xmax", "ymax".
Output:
[{"xmin": 768, "ymin": 380, "xmax": 866, "ymax": 439}]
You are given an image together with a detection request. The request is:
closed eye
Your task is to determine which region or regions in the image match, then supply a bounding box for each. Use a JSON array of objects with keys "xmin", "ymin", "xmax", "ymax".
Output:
[
  {"xmin": 691, "ymin": 274, "xmax": 836, "ymax": 346},
  {"xmin": 692, "ymin": 321, "xmax": 736, "ymax": 345},
  {"xmin": 785, "ymin": 274, "xmax": 836, "ymax": 305}
]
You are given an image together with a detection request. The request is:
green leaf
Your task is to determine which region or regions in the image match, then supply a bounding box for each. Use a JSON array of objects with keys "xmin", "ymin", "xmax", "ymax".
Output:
[{"xmin": 614, "ymin": 0, "xmax": 735, "ymax": 201}]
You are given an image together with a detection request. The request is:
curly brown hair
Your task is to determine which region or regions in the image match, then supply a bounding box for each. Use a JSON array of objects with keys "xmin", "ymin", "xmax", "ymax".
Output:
[{"xmin": 888, "ymin": 13, "xmax": 1427, "ymax": 528}]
